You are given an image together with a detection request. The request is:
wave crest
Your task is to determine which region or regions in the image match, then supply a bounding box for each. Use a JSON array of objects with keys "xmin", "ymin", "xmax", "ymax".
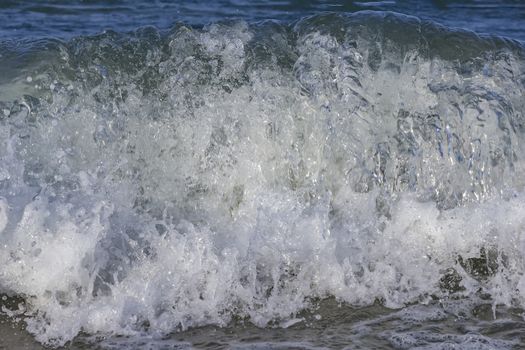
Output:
[{"xmin": 0, "ymin": 12, "xmax": 524, "ymax": 346}]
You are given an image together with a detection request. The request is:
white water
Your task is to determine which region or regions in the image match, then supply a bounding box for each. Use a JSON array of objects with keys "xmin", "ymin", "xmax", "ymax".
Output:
[{"xmin": 0, "ymin": 13, "xmax": 524, "ymax": 347}]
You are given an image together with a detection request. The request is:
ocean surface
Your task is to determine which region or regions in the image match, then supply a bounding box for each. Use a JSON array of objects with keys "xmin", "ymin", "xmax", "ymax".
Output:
[{"xmin": 1, "ymin": 1, "xmax": 525, "ymax": 349}]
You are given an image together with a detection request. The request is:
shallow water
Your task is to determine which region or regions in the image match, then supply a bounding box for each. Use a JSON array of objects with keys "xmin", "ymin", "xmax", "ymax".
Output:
[
  {"xmin": 2, "ymin": 296, "xmax": 524, "ymax": 349},
  {"xmin": 1, "ymin": 2, "xmax": 525, "ymax": 350},
  {"xmin": 3, "ymin": 297, "xmax": 524, "ymax": 349}
]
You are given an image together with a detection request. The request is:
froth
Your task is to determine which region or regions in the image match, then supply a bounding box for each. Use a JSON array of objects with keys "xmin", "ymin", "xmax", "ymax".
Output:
[
  {"xmin": 0, "ymin": 13, "xmax": 524, "ymax": 347},
  {"xmin": 0, "ymin": 198, "xmax": 7, "ymax": 234}
]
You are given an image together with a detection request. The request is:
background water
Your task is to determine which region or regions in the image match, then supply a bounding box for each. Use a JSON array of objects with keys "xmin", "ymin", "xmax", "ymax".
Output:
[
  {"xmin": 1, "ymin": 1, "xmax": 525, "ymax": 350},
  {"xmin": 0, "ymin": 0, "xmax": 525, "ymax": 41}
]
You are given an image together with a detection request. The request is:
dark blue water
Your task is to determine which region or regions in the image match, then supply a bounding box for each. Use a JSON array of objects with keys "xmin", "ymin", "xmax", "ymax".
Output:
[{"xmin": 1, "ymin": 0, "xmax": 525, "ymax": 41}]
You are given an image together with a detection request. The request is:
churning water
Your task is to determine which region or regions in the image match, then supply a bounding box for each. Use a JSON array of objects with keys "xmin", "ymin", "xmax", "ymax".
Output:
[{"xmin": 1, "ymin": 2, "xmax": 525, "ymax": 349}]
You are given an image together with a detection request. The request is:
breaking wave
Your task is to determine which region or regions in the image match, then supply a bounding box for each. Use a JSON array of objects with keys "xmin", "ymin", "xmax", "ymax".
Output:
[{"xmin": 0, "ymin": 12, "xmax": 524, "ymax": 347}]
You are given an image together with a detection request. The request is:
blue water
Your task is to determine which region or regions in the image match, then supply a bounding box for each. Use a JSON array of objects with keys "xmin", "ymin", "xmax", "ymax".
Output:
[{"xmin": 1, "ymin": 0, "xmax": 525, "ymax": 41}]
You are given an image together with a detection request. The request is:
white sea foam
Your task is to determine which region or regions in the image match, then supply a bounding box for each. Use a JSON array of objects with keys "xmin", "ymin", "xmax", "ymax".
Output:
[
  {"xmin": 0, "ymin": 13, "xmax": 524, "ymax": 346},
  {"xmin": 0, "ymin": 198, "xmax": 7, "ymax": 234}
]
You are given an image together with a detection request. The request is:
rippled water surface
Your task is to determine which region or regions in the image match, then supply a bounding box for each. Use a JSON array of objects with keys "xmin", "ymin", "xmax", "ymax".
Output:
[
  {"xmin": 1, "ymin": 2, "xmax": 525, "ymax": 350},
  {"xmin": 2, "ymin": 298, "xmax": 525, "ymax": 349},
  {"xmin": 1, "ymin": 1, "xmax": 525, "ymax": 41}
]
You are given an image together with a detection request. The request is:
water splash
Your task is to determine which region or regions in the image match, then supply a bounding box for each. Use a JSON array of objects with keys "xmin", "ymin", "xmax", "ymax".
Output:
[{"xmin": 0, "ymin": 12, "xmax": 524, "ymax": 347}]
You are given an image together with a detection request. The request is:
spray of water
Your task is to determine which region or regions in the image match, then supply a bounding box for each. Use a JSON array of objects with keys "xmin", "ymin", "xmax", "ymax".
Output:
[{"xmin": 0, "ymin": 13, "xmax": 524, "ymax": 346}]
